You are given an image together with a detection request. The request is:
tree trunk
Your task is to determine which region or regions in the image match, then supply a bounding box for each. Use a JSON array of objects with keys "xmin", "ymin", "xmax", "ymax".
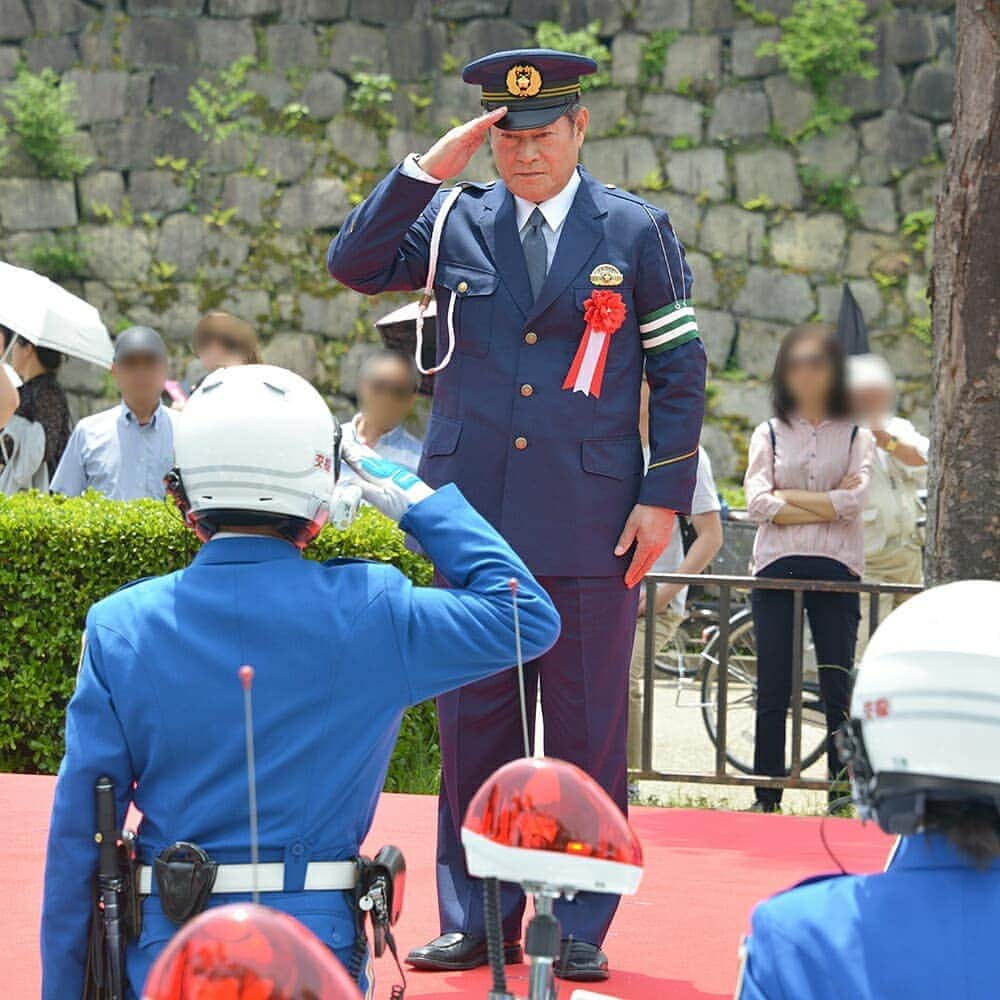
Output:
[{"xmin": 926, "ymin": 0, "xmax": 1000, "ymax": 585}]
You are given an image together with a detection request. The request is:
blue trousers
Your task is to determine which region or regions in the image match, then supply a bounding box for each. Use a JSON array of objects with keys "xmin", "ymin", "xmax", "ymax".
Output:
[
  {"xmin": 752, "ymin": 555, "xmax": 859, "ymax": 805},
  {"xmin": 435, "ymin": 575, "xmax": 639, "ymax": 946}
]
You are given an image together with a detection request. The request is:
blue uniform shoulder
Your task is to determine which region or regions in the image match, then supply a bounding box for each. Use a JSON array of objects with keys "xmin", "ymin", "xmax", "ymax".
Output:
[
  {"xmin": 88, "ymin": 570, "xmax": 180, "ymax": 626},
  {"xmin": 753, "ymin": 870, "xmax": 859, "ymax": 935},
  {"xmin": 319, "ymin": 556, "xmax": 381, "ymax": 568},
  {"xmin": 780, "ymin": 872, "xmax": 853, "ymax": 894},
  {"xmin": 600, "ymin": 185, "xmax": 670, "ymax": 232},
  {"xmin": 601, "ymin": 184, "xmax": 647, "ymax": 207},
  {"xmin": 110, "ymin": 575, "xmax": 157, "ymax": 594},
  {"xmin": 447, "ymin": 179, "xmax": 496, "ymax": 201}
]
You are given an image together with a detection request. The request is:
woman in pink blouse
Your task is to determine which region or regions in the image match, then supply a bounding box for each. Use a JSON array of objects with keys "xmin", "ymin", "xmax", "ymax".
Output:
[{"xmin": 744, "ymin": 326, "xmax": 873, "ymax": 812}]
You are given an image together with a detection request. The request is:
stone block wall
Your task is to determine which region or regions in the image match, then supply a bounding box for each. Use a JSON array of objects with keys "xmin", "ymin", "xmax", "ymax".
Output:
[{"xmin": 0, "ymin": 0, "xmax": 951, "ymax": 481}]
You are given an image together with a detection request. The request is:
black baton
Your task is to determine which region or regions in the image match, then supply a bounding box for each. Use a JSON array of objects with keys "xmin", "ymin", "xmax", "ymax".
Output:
[{"xmin": 95, "ymin": 777, "xmax": 126, "ymax": 1000}]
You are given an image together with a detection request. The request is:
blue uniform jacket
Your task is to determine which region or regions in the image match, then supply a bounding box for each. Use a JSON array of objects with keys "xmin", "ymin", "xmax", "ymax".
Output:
[
  {"xmin": 327, "ymin": 164, "xmax": 707, "ymax": 577},
  {"xmin": 738, "ymin": 832, "xmax": 1000, "ymax": 999},
  {"xmin": 41, "ymin": 485, "xmax": 560, "ymax": 999}
]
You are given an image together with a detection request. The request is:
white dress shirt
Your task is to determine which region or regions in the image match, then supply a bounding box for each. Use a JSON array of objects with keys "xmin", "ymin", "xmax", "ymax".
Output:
[{"xmin": 401, "ymin": 153, "xmax": 581, "ymax": 267}]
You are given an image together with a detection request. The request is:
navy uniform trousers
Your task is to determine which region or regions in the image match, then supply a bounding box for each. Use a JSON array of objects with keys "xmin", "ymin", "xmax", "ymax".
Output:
[
  {"xmin": 436, "ymin": 574, "xmax": 639, "ymax": 943},
  {"xmin": 328, "ymin": 163, "xmax": 707, "ymax": 946}
]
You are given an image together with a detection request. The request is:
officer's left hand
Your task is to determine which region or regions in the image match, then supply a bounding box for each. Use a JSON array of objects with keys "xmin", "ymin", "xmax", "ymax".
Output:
[
  {"xmin": 616, "ymin": 504, "xmax": 675, "ymax": 589},
  {"xmin": 341, "ymin": 439, "xmax": 434, "ymax": 523}
]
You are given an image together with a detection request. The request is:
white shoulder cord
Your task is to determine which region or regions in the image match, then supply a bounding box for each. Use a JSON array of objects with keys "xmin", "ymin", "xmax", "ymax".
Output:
[
  {"xmin": 641, "ymin": 203, "xmax": 681, "ymax": 304},
  {"xmin": 415, "ymin": 184, "xmax": 467, "ymax": 376}
]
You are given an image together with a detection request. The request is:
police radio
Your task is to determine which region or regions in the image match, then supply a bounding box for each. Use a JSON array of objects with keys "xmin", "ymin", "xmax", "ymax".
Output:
[{"xmin": 357, "ymin": 845, "xmax": 407, "ymax": 957}]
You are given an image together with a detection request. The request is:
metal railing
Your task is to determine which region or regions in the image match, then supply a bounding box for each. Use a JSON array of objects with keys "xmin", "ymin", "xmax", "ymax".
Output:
[{"xmin": 634, "ymin": 572, "xmax": 923, "ymax": 791}]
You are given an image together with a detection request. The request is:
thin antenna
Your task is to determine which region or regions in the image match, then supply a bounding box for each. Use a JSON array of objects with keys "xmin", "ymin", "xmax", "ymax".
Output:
[
  {"xmin": 239, "ymin": 665, "xmax": 260, "ymax": 904},
  {"xmin": 509, "ymin": 578, "xmax": 531, "ymax": 759}
]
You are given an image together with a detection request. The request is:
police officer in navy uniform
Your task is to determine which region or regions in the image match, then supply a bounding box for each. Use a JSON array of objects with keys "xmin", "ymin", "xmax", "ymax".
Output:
[
  {"xmin": 40, "ymin": 364, "xmax": 560, "ymax": 999},
  {"xmin": 738, "ymin": 581, "xmax": 1000, "ymax": 1000},
  {"xmin": 328, "ymin": 49, "xmax": 707, "ymax": 981}
]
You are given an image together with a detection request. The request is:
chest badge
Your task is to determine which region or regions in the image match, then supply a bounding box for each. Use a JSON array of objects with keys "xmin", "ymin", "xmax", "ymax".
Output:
[{"xmin": 590, "ymin": 263, "xmax": 624, "ymax": 287}]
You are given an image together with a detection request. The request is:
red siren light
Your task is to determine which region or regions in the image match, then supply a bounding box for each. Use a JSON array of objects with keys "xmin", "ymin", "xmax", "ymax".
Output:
[
  {"xmin": 461, "ymin": 757, "xmax": 644, "ymax": 897},
  {"xmin": 141, "ymin": 903, "xmax": 362, "ymax": 1000}
]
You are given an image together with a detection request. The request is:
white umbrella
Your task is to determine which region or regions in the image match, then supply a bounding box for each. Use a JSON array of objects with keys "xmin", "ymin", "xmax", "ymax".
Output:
[{"xmin": 0, "ymin": 261, "xmax": 113, "ymax": 369}]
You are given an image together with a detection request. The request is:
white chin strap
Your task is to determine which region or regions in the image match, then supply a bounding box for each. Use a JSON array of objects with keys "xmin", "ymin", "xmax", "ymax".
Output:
[{"xmin": 414, "ymin": 184, "xmax": 467, "ymax": 376}]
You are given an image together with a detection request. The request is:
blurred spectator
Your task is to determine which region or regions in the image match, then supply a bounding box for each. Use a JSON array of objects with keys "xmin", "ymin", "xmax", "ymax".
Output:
[
  {"xmin": 744, "ymin": 325, "xmax": 873, "ymax": 813},
  {"xmin": 848, "ymin": 354, "xmax": 927, "ymax": 650},
  {"xmin": 52, "ymin": 327, "xmax": 175, "ymax": 501},
  {"xmin": 339, "ymin": 349, "xmax": 422, "ymax": 484},
  {"xmin": 1, "ymin": 362, "xmax": 18, "ymax": 429},
  {"xmin": 172, "ymin": 312, "xmax": 261, "ymax": 409},
  {"xmin": 629, "ymin": 379, "xmax": 722, "ymax": 776},
  {"xmin": 1, "ymin": 324, "xmax": 71, "ymax": 478},
  {"xmin": 193, "ymin": 310, "xmax": 261, "ymax": 370},
  {"xmin": 0, "ymin": 360, "xmax": 47, "ymax": 494}
]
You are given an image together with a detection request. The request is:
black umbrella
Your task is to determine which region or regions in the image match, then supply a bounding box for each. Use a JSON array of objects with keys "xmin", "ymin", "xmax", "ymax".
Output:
[{"xmin": 836, "ymin": 282, "xmax": 870, "ymax": 356}]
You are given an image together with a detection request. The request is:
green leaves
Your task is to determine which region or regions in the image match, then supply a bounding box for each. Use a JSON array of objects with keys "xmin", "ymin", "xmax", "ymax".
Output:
[
  {"xmin": 3, "ymin": 66, "xmax": 91, "ymax": 179},
  {"xmin": 758, "ymin": 0, "xmax": 877, "ymax": 140},
  {"xmin": 25, "ymin": 233, "xmax": 89, "ymax": 282},
  {"xmin": 348, "ymin": 71, "xmax": 398, "ymax": 140},
  {"xmin": 639, "ymin": 30, "xmax": 679, "ymax": 90},
  {"xmin": 0, "ymin": 493, "xmax": 437, "ymax": 790},
  {"xmin": 184, "ymin": 56, "xmax": 257, "ymax": 144},
  {"xmin": 902, "ymin": 209, "xmax": 935, "ymax": 253},
  {"xmin": 535, "ymin": 20, "xmax": 611, "ymax": 93}
]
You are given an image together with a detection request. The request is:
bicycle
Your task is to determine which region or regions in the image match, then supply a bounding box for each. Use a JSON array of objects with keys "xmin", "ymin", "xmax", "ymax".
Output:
[{"xmin": 698, "ymin": 607, "xmax": 830, "ymax": 775}]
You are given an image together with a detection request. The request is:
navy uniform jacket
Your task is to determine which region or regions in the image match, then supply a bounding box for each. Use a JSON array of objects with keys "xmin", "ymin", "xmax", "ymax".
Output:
[
  {"xmin": 41, "ymin": 485, "xmax": 560, "ymax": 999},
  {"xmin": 327, "ymin": 164, "xmax": 707, "ymax": 577},
  {"xmin": 738, "ymin": 833, "xmax": 1000, "ymax": 999}
]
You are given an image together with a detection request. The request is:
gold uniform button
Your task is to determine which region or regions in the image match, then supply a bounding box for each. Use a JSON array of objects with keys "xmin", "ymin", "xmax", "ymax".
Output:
[
  {"xmin": 520, "ymin": 384, "xmax": 534, "ymax": 397},
  {"xmin": 524, "ymin": 331, "xmax": 538, "ymax": 344},
  {"xmin": 456, "ymin": 280, "xmax": 469, "ymax": 293},
  {"xmin": 514, "ymin": 436, "xmax": 528, "ymax": 450}
]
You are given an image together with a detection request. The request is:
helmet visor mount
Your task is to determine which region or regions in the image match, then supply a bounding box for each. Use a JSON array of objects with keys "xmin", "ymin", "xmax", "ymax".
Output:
[{"xmin": 838, "ymin": 718, "xmax": 1000, "ymax": 836}]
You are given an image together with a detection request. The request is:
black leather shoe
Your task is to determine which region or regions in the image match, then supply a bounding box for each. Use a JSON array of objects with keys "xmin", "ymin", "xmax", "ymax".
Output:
[
  {"xmin": 554, "ymin": 939, "xmax": 609, "ymax": 982},
  {"xmin": 406, "ymin": 932, "xmax": 523, "ymax": 971}
]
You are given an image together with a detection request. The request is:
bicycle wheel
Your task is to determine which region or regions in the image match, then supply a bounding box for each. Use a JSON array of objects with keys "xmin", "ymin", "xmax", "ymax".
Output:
[{"xmin": 700, "ymin": 613, "xmax": 828, "ymax": 775}]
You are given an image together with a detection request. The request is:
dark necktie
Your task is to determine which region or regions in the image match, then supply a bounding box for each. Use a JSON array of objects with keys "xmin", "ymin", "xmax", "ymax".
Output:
[{"xmin": 522, "ymin": 207, "xmax": 548, "ymax": 300}]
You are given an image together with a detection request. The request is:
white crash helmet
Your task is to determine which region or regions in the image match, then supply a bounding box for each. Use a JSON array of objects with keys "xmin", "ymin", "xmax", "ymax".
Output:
[
  {"xmin": 167, "ymin": 364, "xmax": 339, "ymax": 547},
  {"xmin": 838, "ymin": 580, "xmax": 1000, "ymax": 835}
]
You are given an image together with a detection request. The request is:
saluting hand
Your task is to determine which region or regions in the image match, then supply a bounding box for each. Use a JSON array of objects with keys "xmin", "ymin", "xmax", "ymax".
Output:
[
  {"xmin": 418, "ymin": 106, "xmax": 508, "ymax": 182},
  {"xmin": 616, "ymin": 504, "xmax": 676, "ymax": 589}
]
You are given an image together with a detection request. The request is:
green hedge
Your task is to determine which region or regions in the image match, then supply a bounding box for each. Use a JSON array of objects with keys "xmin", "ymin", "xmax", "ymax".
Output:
[{"xmin": 0, "ymin": 491, "xmax": 439, "ymax": 791}]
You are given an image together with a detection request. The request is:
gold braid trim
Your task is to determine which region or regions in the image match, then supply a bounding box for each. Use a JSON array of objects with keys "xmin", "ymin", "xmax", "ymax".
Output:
[{"xmin": 648, "ymin": 448, "xmax": 698, "ymax": 471}]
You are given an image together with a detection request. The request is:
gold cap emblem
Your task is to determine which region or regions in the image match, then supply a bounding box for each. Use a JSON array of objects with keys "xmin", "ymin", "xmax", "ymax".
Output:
[
  {"xmin": 590, "ymin": 263, "xmax": 624, "ymax": 287},
  {"xmin": 506, "ymin": 64, "xmax": 543, "ymax": 98}
]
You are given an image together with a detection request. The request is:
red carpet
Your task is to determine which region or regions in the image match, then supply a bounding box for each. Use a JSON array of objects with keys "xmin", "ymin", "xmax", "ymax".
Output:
[{"xmin": 2, "ymin": 774, "xmax": 893, "ymax": 999}]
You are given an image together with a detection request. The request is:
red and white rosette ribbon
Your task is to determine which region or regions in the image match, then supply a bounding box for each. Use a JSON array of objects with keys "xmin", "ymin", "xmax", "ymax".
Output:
[{"xmin": 562, "ymin": 290, "xmax": 627, "ymax": 398}]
